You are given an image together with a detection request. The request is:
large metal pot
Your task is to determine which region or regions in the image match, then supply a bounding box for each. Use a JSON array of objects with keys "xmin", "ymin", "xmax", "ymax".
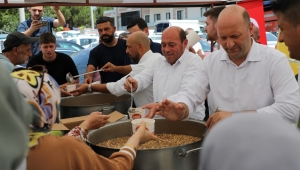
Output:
[
  {"xmin": 87, "ymin": 118, "xmax": 206, "ymax": 170},
  {"xmin": 60, "ymin": 93, "xmax": 131, "ymax": 119}
]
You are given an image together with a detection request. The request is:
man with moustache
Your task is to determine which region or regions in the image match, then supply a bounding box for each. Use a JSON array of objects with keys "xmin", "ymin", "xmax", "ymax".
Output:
[
  {"xmin": 71, "ymin": 31, "xmax": 163, "ymax": 107},
  {"xmin": 150, "ymin": 5, "xmax": 300, "ymax": 128},
  {"xmin": 27, "ymin": 32, "xmax": 79, "ymax": 97},
  {"xmin": 84, "ymin": 16, "xmax": 131, "ymax": 84},
  {"xmin": 0, "ymin": 32, "xmax": 38, "ymax": 72},
  {"xmin": 124, "ymin": 26, "xmax": 205, "ymax": 120}
]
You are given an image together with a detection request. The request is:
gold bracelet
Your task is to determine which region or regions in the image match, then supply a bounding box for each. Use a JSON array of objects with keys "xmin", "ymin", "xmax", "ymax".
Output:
[
  {"xmin": 124, "ymin": 143, "xmax": 137, "ymax": 152},
  {"xmin": 79, "ymin": 124, "xmax": 88, "ymax": 133}
]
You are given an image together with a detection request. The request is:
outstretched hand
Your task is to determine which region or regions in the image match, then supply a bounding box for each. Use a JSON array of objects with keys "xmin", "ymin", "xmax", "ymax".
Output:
[
  {"xmin": 101, "ymin": 62, "xmax": 116, "ymax": 72},
  {"xmin": 157, "ymin": 99, "xmax": 189, "ymax": 121},
  {"xmin": 143, "ymin": 103, "xmax": 160, "ymax": 118},
  {"xmin": 70, "ymin": 84, "xmax": 88, "ymax": 96},
  {"xmin": 81, "ymin": 112, "xmax": 110, "ymax": 131}
]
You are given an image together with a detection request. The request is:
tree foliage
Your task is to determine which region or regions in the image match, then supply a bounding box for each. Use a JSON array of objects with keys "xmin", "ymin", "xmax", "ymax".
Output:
[{"xmin": 0, "ymin": 6, "xmax": 113, "ymax": 32}]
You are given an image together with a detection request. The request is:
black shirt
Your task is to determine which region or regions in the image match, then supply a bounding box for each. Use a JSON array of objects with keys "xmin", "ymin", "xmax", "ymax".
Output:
[
  {"xmin": 27, "ymin": 52, "xmax": 79, "ymax": 85},
  {"xmin": 88, "ymin": 39, "xmax": 131, "ymax": 83},
  {"xmin": 150, "ymin": 39, "xmax": 162, "ymax": 55}
]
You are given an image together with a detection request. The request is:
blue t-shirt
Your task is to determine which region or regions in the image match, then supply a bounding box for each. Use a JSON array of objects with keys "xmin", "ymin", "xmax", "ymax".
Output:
[
  {"xmin": 17, "ymin": 17, "xmax": 55, "ymax": 55},
  {"xmin": 88, "ymin": 39, "xmax": 132, "ymax": 83}
]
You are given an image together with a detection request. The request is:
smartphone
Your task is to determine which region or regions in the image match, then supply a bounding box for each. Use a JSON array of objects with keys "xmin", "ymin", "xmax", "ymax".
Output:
[{"xmin": 40, "ymin": 20, "xmax": 48, "ymax": 26}]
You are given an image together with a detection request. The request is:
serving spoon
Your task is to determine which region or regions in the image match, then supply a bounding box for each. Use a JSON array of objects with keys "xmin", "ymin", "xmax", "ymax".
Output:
[
  {"xmin": 66, "ymin": 69, "xmax": 103, "ymax": 84},
  {"xmin": 128, "ymin": 82, "xmax": 134, "ymax": 113}
]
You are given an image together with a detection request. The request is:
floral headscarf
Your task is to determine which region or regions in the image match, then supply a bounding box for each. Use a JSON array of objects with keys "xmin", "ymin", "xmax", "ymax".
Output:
[{"xmin": 11, "ymin": 69, "xmax": 61, "ymax": 133}]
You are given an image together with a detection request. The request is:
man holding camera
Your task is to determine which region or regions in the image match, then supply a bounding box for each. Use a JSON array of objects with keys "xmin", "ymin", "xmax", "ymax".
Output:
[{"xmin": 17, "ymin": 6, "xmax": 66, "ymax": 56}]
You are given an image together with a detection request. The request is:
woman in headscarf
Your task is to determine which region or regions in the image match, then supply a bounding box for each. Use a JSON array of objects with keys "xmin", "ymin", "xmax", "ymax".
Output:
[
  {"xmin": 199, "ymin": 114, "xmax": 300, "ymax": 170},
  {"xmin": 11, "ymin": 68, "xmax": 157, "ymax": 170}
]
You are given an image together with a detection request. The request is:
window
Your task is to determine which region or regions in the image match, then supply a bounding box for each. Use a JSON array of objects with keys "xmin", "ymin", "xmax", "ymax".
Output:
[
  {"xmin": 166, "ymin": 12, "xmax": 170, "ymax": 20},
  {"xmin": 154, "ymin": 14, "xmax": 161, "ymax": 22},
  {"xmin": 121, "ymin": 11, "xmax": 140, "ymax": 26},
  {"xmin": 177, "ymin": 10, "xmax": 183, "ymax": 20},
  {"xmin": 145, "ymin": 15, "xmax": 150, "ymax": 23}
]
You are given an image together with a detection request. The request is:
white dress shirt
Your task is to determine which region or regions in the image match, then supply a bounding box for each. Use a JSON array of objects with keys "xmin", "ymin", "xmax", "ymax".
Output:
[
  {"xmin": 106, "ymin": 50, "xmax": 163, "ymax": 107},
  {"xmin": 170, "ymin": 41, "xmax": 300, "ymax": 123},
  {"xmin": 134, "ymin": 50, "xmax": 206, "ymax": 120}
]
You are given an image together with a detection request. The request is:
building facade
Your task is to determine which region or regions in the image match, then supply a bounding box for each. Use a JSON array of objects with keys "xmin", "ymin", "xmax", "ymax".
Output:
[{"xmin": 104, "ymin": 7, "xmax": 210, "ymax": 31}]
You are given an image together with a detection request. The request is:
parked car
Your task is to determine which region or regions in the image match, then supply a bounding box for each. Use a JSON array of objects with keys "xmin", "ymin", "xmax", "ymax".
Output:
[
  {"xmin": 55, "ymin": 47, "xmax": 77, "ymax": 56},
  {"xmin": 266, "ymin": 32, "xmax": 278, "ymax": 48},
  {"xmin": 0, "ymin": 34, "xmax": 8, "ymax": 53},
  {"xmin": 56, "ymin": 39, "xmax": 84, "ymax": 52},
  {"xmin": 149, "ymin": 35, "xmax": 162, "ymax": 43},
  {"xmin": 199, "ymin": 39, "xmax": 212, "ymax": 55},
  {"xmin": 71, "ymin": 48, "xmax": 93, "ymax": 83},
  {"xmin": 67, "ymin": 36, "xmax": 99, "ymax": 48},
  {"xmin": 88, "ymin": 41, "xmax": 100, "ymax": 48},
  {"xmin": 55, "ymin": 30, "xmax": 80, "ymax": 39}
]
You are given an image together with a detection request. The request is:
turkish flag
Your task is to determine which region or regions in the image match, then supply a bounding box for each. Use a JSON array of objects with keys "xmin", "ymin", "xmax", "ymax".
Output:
[{"xmin": 238, "ymin": 0, "xmax": 267, "ymax": 45}]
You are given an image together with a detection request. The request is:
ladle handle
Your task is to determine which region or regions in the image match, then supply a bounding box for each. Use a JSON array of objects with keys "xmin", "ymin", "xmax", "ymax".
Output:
[{"xmin": 73, "ymin": 69, "xmax": 102, "ymax": 78}]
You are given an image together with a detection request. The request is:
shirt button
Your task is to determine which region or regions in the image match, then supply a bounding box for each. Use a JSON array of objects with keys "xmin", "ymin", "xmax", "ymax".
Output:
[{"xmin": 236, "ymin": 98, "xmax": 238, "ymax": 100}]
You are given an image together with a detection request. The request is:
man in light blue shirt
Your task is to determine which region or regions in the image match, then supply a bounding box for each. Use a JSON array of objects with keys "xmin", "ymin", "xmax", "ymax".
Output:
[{"xmin": 0, "ymin": 32, "xmax": 38, "ymax": 72}]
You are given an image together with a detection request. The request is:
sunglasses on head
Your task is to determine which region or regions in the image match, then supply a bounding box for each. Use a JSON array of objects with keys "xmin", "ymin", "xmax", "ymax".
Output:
[
  {"xmin": 96, "ymin": 16, "xmax": 112, "ymax": 24},
  {"xmin": 12, "ymin": 65, "xmax": 48, "ymax": 104}
]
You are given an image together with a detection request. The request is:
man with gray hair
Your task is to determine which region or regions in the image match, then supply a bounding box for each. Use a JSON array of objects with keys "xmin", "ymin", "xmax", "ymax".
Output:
[{"xmin": 0, "ymin": 32, "xmax": 38, "ymax": 72}]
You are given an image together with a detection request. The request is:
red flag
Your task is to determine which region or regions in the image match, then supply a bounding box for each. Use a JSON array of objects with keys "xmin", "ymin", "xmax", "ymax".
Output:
[{"xmin": 238, "ymin": 0, "xmax": 267, "ymax": 45}]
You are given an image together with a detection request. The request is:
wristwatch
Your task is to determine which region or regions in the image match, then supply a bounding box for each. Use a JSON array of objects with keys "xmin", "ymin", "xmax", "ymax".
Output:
[{"xmin": 87, "ymin": 84, "xmax": 92, "ymax": 93}]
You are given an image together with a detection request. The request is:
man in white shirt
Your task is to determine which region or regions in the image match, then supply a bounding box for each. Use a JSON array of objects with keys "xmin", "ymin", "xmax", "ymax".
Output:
[
  {"xmin": 152, "ymin": 5, "xmax": 300, "ymax": 128},
  {"xmin": 125, "ymin": 26, "xmax": 206, "ymax": 120},
  {"xmin": 71, "ymin": 31, "xmax": 163, "ymax": 107}
]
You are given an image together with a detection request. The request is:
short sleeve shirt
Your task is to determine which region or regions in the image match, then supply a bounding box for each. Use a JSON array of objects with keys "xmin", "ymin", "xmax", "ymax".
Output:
[
  {"xmin": 17, "ymin": 17, "xmax": 55, "ymax": 55},
  {"xmin": 88, "ymin": 39, "xmax": 131, "ymax": 83},
  {"xmin": 27, "ymin": 52, "xmax": 79, "ymax": 85}
]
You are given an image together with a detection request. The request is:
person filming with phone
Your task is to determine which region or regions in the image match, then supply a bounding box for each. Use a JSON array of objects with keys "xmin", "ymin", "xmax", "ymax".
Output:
[{"xmin": 18, "ymin": 6, "xmax": 66, "ymax": 56}]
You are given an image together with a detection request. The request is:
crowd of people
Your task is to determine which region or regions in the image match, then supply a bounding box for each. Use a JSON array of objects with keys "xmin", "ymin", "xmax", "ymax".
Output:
[{"xmin": 1, "ymin": 0, "xmax": 300, "ymax": 169}]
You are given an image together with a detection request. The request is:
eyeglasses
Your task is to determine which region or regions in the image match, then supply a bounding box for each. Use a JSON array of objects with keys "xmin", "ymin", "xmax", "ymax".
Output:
[
  {"xmin": 96, "ymin": 16, "xmax": 112, "ymax": 24},
  {"xmin": 12, "ymin": 65, "xmax": 48, "ymax": 104}
]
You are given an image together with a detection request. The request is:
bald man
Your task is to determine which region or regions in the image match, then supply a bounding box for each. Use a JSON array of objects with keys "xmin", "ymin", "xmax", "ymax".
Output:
[
  {"xmin": 124, "ymin": 26, "xmax": 206, "ymax": 120},
  {"xmin": 152, "ymin": 5, "xmax": 300, "ymax": 128},
  {"xmin": 71, "ymin": 31, "xmax": 163, "ymax": 107}
]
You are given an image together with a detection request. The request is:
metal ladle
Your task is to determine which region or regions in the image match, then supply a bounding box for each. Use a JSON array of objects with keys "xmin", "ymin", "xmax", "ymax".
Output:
[
  {"xmin": 128, "ymin": 82, "xmax": 134, "ymax": 113},
  {"xmin": 66, "ymin": 69, "xmax": 103, "ymax": 84}
]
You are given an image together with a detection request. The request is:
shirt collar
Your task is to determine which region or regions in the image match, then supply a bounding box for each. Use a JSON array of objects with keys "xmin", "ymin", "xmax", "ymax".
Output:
[
  {"xmin": 220, "ymin": 39, "xmax": 262, "ymax": 62},
  {"xmin": 162, "ymin": 49, "xmax": 189, "ymax": 64},
  {"xmin": 0, "ymin": 54, "xmax": 12, "ymax": 63},
  {"xmin": 139, "ymin": 50, "xmax": 154, "ymax": 64}
]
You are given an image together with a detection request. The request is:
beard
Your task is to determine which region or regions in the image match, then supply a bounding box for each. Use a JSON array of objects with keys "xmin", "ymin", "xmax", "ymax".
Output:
[
  {"xmin": 101, "ymin": 33, "xmax": 115, "ymax": 43},
  {"xmin": 129, "ymin": 53, "xmax": 140, "ymax": 63}
]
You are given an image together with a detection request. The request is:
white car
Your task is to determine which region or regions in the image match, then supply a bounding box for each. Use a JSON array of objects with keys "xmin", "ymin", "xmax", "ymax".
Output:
[
  {"xmin": 149, "ymin": 35, "xmax": 162, "ymax": 43},
  {"xmin": 66, "ymin": 36, "xmax": 99, "ymax": 48},
  {"xmin": 266, "ymin": 32, "xmax": 278, "ymax": 48}
]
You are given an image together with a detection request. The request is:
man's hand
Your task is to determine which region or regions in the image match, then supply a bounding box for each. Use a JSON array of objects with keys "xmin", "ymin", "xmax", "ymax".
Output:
[
  {"xmin": 124, "ymin": 77, "xmax": 138, "ymax": 92},
  {"xmin": 189, "ymin": 46, "xmax": 196, "ymax": 54},
  {"xmin": 143, "ymin": 103, "xmax": 160, "ymax": 118},
  {"xmin": 101, "ymin": 62, "xmax": 116, "ymax": 72},
  {"xmin": 60, "ymin": 84, "xmax": 72, "ymax": 97},
  {"xmin": 206, "ymin": 111, "xmax": 232, "ymax": 130},
  {"xmin": 52, "ymin": 6, "xmax": 60, "ymax": 11},
  {"xmin": 157, "ymin": 99, "xmax": 189, "ymax": 121},
  {"xmin": 30, "ymin": 20, "xmax": 43, "ymax": 32},
  {"xmin": 70, "ymin": 84, "xmax": 88, "ymax": 96},
  {"xmin": 84, "ymin": 77, "xmax": 93, "ymax": 84}
]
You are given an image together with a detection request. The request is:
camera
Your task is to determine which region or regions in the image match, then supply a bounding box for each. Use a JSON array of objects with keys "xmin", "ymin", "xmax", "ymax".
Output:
[{"xmin": 40, "ymin": 20, "xmax": 48, "ymax": 26}]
